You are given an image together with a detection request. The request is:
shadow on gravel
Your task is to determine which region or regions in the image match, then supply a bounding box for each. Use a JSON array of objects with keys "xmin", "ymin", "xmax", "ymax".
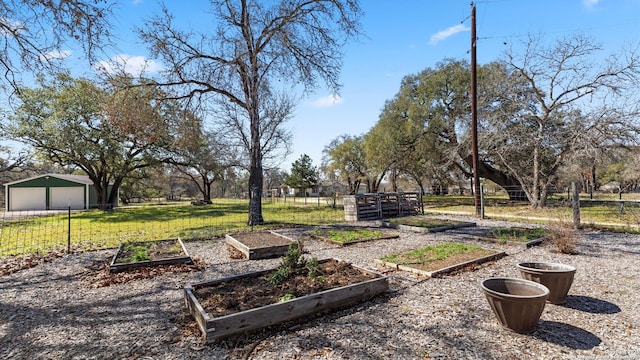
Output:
[
  {"xmin": 560, "ymin": 295, "xmax": 621, "ymax": 314},
  {"xmin": 534, "ymin": 320, "xmax": 602, "ymax": 350}
]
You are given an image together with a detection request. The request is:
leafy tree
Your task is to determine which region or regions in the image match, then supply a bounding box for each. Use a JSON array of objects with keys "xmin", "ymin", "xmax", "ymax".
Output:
[
  {"xmin": 322, "ymin": 135, "xmax": 368, "ymax": 194},
  {"xmin": 137, "ymin": 0, "xmax": 362, "ymax": 225},
  {"xmin": 284, "ymin": 154, "xmax": 319, "ymax": 196},
  {"xmin": 7, "ymin": 73, "xmax": 184, "ymax": 208},
  {"xmin": 0, "ymin": 0, "xmax": 112, "ymax": 90},
  {"xmin": 376, "ymin": 35, "xmax": 640, "ymax": 207},
  {"xmin": 369, "ymin": 59, "xmax": 477, "ymax": 195}
]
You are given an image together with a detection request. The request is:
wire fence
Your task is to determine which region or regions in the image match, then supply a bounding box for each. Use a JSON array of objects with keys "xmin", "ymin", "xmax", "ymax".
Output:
[
  {"xmin": 0, "ymin": 197, "xmax": 346, "ymax": 257},
  {"xmin": 3, "ymin": 193, "xmax": 640, "ymax": 258}
]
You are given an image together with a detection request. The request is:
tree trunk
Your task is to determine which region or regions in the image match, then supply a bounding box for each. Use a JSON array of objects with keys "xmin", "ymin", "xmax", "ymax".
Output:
[
  {"xmin": 463, "ymin": 155, "xmax": 527, "ymax": 201},
  {"xmin": 205, "ymin": 181, "xmax": 212, "ymax": 203},
  {"xmin": 247, "ymin": 100, "xmax": 264, "ymax": 225},
  {"xmin": 531, "ymin": 131, "xmax": 541, "ymax": 209}
]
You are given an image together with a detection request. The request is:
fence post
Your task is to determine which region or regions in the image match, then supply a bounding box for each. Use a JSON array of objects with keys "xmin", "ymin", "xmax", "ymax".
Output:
[
  {"xmin": 571, "ymin": 182, "xmax": 581, "ymax": 229},
  {"xmin": 67, "ymin": 205, "xmax": 71, "ymax": 253},
  {"xmin": 480, "ymin": 184, "xmax": 485, "ymax": 219}
]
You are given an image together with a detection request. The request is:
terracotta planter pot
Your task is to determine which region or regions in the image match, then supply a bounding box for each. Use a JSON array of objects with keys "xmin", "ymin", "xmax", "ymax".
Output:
[
  {"xmin": 481, "ymin": 277, "xmax": 549, "ymax": 334},
  {"xmin": 517, "ymin": 262, "xmax": 576, "ymax": 304}
]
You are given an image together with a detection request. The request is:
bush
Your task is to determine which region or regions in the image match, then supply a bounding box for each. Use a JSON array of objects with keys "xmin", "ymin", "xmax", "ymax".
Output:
[{"xmin": 548, "ymin": 220, "xmax": 579, "ymax": 254}]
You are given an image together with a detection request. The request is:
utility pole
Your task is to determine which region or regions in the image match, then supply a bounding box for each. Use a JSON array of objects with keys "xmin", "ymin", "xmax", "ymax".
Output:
[{"xmin": 470, "ymin": 2, "xmax": 481, "ymax": 217}]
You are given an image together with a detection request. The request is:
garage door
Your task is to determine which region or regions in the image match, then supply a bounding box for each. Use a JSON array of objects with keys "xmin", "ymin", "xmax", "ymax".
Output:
[
  {"xmin": 50, "ymin": 187, "xmax": 85, "ymax": 210},
  {"xmin": 10, "ymin": 187, "xmax": 46, "ymax": 211}
]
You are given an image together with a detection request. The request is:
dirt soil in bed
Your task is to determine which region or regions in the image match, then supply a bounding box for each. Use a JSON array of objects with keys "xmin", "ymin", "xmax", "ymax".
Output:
[{"xmin": 194, "ymin": 259, "xmax": 378, "ymax": 317}]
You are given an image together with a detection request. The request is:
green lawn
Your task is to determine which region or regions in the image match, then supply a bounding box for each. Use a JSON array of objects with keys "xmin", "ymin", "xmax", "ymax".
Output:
[{"xmin": 0, "ymin": 199, "xmax": 344, "ymax": 257}]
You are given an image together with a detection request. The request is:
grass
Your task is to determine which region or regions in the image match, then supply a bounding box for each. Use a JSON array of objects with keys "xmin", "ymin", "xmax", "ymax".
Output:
[
  {"xmin": 380, "ymin": 242, "xmax": 490, "ymax": 265},
  {"xmin": 484, "ymin": 227, "xmax": 548, "ymax": 243},
  {"xmin": 313, "ymin": 228, "xmax": 384, "ymax": 244},
  {"xmin": 1, "ymin": 199, "xmax": 345, "ymax": 257}
]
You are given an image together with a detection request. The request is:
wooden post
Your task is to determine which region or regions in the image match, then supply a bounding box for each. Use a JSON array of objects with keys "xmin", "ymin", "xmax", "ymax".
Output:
[
  {"xmin": 480, "ymin": 184, "xmax": 485, "ymax": 219},
  {"xmin": 571, "ymin": 182, "xmax": 581, "ymax": 229},
  {"xmin": 470, "ymin": 3, "xmax": 481, "ymax": 216},
  {"xmin": 67, "ymin": 205, "xmax": 71, "ymax": 253}
]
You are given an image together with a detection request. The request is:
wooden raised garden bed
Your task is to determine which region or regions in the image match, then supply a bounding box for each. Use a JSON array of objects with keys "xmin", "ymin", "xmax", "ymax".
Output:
[
  {"xmin": 184, "ymin": 258, "xmax": 389, "ymax": 342},
  {"xmin": 375, "ymin": 242, "xmax": 505, "ymax": 278},
  {"xmin": 109, "ymin": 238, "xmax": 193, "ymax": 273},
  {"xmin": 225, "ymin": 230, "xmax": 295, "ymax": 260},
  {"xmin": 379, "ymin": 216, "xmax": 476, "ymax": 233},
  {"xmin": 477, "ymin": 227, "xmax": 548, "ymax": 248},
  {"xmin": 311, "ymin": 227, "xmax": 399, "ymax": 246}
]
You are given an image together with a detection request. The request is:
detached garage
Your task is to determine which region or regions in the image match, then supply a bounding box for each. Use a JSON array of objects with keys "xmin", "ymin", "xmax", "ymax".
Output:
[{"xmin": 4, "ymin": 174, "xmax": 117, "ymax": 211}]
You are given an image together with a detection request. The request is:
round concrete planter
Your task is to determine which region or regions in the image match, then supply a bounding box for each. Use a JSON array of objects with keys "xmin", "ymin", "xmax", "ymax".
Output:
[
  {"xmin": 481, "ymin": 277, "xmax": 549, "ymax": 334},
  {"xmin": 517, "ymin": 262, "xmax": 576, "ymax": 304}
]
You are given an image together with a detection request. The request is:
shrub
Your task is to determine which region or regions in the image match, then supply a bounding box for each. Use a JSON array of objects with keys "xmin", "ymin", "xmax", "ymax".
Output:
[{"xmin": 548, "ymin": 220, "xmax": 579, "ymax": 255}]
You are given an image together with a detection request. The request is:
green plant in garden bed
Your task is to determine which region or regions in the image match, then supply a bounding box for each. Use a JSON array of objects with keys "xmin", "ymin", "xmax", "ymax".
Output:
[
  {"xmin": 388, "ymin": 216, "xmax": 465, "ymax": 228},
  {"xmin": 266, "ymin": 241, "xmax": 320, "ymax": 285},
  {"xmin": 121, "ymin": 243, "xmax": 151, "ymax": 262},
  {"xmin": 313, "ymin": 227, "xmax": 384, "ymax": 244},
  {"xmin": 484, "ymin": 227, "xmax": 548, "ymax": 242},
  {"xmin": 381, "ymin": 242, "xmax": 491, "ymax": 266},
  {"xmin": 116, "ymin": 240, "xmax": 185, "ymax": 264}
]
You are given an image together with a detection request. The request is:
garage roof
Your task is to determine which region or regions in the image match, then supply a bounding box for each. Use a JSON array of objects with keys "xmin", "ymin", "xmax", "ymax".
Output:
[{"xmin": 4, "ymin": 173, "xmax": 94, "ymax": 186}]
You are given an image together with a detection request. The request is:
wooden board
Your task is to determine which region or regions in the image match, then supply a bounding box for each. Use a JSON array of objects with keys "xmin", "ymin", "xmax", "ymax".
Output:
[
  {"xmin": 184, "ymin": 258, "xmax": 389, "ymax": 342},
  {"xmin": 225, "ymin": 231, "xmax": 295, "ymax": 260},
  {"xmin": 374, "ymin": 250, "xmax": 505, "ymax": 278}
]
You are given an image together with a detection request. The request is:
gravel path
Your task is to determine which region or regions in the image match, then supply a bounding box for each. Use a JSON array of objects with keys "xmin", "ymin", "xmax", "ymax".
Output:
[{"xmin": 1, "ymin": 216, "xmax": 639, "ymax": 359}]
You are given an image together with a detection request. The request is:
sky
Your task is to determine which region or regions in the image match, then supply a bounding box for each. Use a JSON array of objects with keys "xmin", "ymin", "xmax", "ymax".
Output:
[{"xmin": 29, "ymin": 0, "xmax": 640, "ymax": 171}]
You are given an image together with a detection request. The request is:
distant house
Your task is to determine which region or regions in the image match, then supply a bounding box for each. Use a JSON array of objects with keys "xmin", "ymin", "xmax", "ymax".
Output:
[{"xmin": 3, "ymin": 173, "xmax": 117, "ymax": 211}]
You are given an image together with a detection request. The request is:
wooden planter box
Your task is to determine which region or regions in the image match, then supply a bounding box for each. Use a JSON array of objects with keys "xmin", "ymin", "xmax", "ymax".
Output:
[
  {"xmin": 375, "ymin": 249, "xmax": 506, "ymax": 278},
  {"xmin": 474, "ymin": 235, "xmax": 547, "ymax": 248},
  {"xmin": 184, "ymin": 258, "xmax": 389, "ymax": 342},
  {"xmin": 109, "ymin": 238, "xmax": 193, "ymax": 273},
  {"xmin": 379, "ymin": 220, "xmax": 476, "ymax": 233},
  {"xmin": 225, "ymin": 230, "xmax": 295, "ymax": 260},
  {"xmin": 312, "ymin": 230, "xmax": 400, "ymax": 246}
]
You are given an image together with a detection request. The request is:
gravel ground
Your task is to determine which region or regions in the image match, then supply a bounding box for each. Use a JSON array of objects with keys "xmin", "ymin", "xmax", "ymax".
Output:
[{"xmin": 1, "ymin": 216, "xmax": 639, "ymax": 359}]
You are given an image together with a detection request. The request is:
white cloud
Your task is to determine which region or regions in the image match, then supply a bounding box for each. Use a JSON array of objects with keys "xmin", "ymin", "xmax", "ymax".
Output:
[
  {"xmin": 311, "ymin": 94, "xmax": 343, "ymax": 107},
  {"xmin": 40, "ymin": 49, "xmax": 72, "ymax": 61},
  {"xmin": 583, "ymin": 0, "xmax": 601, "ymax": 7},
  {"xmin": 429, "ymin": 24, "xmax": 470, "ymax": 45},
  {"xmin": 95, "ymin": 54, "xmax": 163, "ymax": 76}
]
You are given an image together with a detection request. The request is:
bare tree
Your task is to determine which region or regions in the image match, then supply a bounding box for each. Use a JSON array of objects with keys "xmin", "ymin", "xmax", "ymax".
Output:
[
  {"xmin": 137, "ymin": 0, "xmax": 362, "ymax": 225},
  {"xmin": 485, "ymin": 34, "xmax": 640, "ymax": 207},
  {"xmin": 0, "ymin": 0, "xmax": 112, "ymax": 90}
]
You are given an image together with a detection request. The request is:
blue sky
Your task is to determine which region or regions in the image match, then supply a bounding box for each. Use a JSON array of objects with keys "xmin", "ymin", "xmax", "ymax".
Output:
[{"xmin": 59, "ymin": 0, "xmax": 640, "ymax": 171}]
